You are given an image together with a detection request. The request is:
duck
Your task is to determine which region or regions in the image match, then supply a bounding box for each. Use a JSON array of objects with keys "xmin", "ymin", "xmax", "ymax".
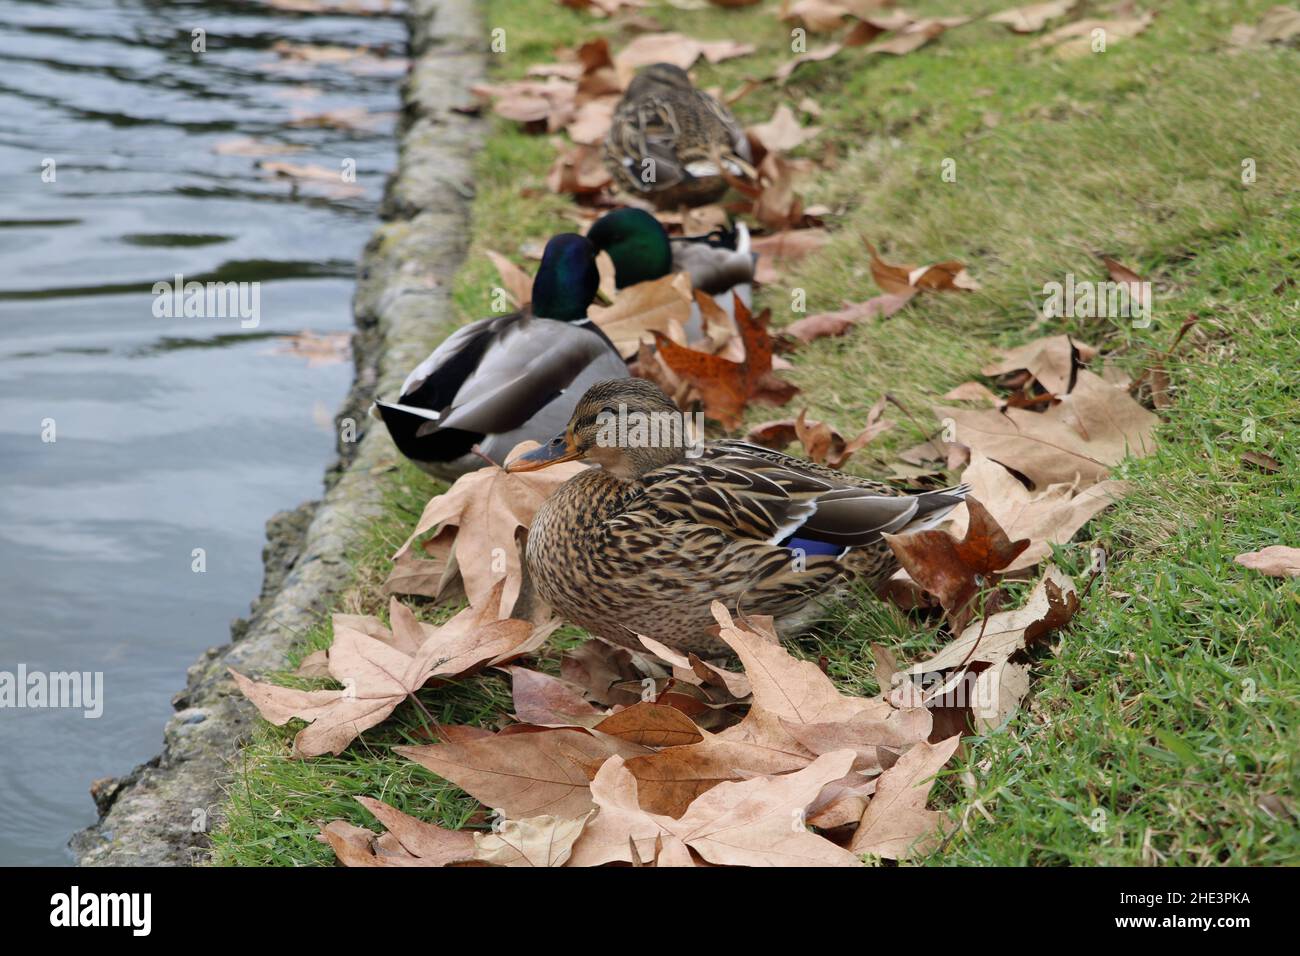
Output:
[
  {"xmin": 372, "ymin": 235, "xmax": 629, "ymax": 480},
  {"xmin": 587, "ymin": 206, "xmax": 755, "ymax": 341},
  {"xmin": 507, "ymin": 379, "xmax": 969, "ymax": 655},
  {"xmin": 604, "ymin": 63, "xmax": 753, "ymax": 210}
]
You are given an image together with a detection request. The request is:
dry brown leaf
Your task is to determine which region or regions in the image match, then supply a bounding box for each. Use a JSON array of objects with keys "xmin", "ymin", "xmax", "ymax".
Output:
[
  {"xmin": 748, "ymin": 104, "xmax": 823, "ymax": 153},
  {"xmin": 750, "ymin": 228, "xmax": 829, "ymax": 284},
  {"xmin": 547, "ymin": 141, "xmax": 613, "ymax": 195},
  {"xmin": 900, "ymin": 565, "xmax": 1080, "ymax": 678},
  {"xmin": 941, "ymin": 452, "xmax": 1128, "ymax": 571},
  {"xmin": 884, "ymin": 497, "xmax": 1030, "ymax": 630},
  {"xmin": 231, "ymin": 601, "xmax": 532, "ymax": 757},
  {"xmin": 1229, "ymin": 6, "xmax": 1300, "ymax": 47},
  {"xmin": 637, "ymin": 635, "xmax": 753, "ymax": 699},
  {"xmin": 396, "ymin": 728, "xmax": 651, "ymax": 819},
  {"xmin": 614, "ymin": 32, "xmax": 754, "ymax": 74},
  {"xmin": 594, "ymin": 702, "xmax": 706, "ymax": 747},
  {"xmin": 981, "ymin": 333, "xmax": 1097, "ymax": 395},
  {"xmin": 783, "ymin": 292, "xmax": 916, "ymax": 342},
  {"xmin": 849, "ymin": 735, "xmax": 961, "ymax": 859},
  {"xmin": 485, "ymin": 250, "xmax": 533, "ymax": 309},
  {"xmin": 774, "ymin": 42, "xmax": 843, "ymax": 83},
  {"xmin": 866, "ymin": 16, "xmax": 969, "ymax": 55},
  {"xmin": 866, "ymin": 241, "xmax": 980, "ymax": 296},
  {"xmin": 472, "ymin": 76, "xmax": 576, "ymax": 129},
  {"xmin": 473, "ymin": 813, "xmax": 591, "ymax": 866},
  {"xmin": 589, "ymin": 272, "xmax": 694, "ymax": 358},
  {"xmin": 1234, "ymin": 546, "xmax": 1300, "ymax": 578},
  {"xmin": 508, "ymin": 667, "xmax": 603, "ymax": 727},
  {"xmin": 388, "ymin": 442, "xmax": 587, "ymax": 619},
  {"xmin": 934, "ymin": 369, "xmax": 1158, "ymax": 489},
  {"xmin": 943, "ymin": 381, "xmax": 1001, "ymax": 405},
  {"xmin": 1033, "ymin": 12, "xmax": 1154, "ymax": 58},
  {"xmin": 651, "ymin": 298, "xmax": 797, "ymax": 428},
  {"xmin": 571, "ymin": 751, "xmax": 863, "ymax": 866},
  {"xmin": 988, "ymin": 0, "xmax": 1078, "ymax": 33}
]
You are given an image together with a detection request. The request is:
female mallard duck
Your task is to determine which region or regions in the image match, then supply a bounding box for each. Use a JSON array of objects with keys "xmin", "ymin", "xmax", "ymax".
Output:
[
  {"xmin": 372, "ymin": 235, "xmax": 629, "ymax": 480},
  {"xmin": 587, "ymin": 206, "xmax": 754, "ymax": 339},
  {"xmin": 508, "ymin": 380, "xmax": 968, "ymax": 655},
  {"xmin": 604, "ymin": 63, "xmax": 753, "ymax": 210}
]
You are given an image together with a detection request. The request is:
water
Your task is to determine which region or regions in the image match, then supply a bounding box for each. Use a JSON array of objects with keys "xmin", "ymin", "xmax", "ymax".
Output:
[{"xmin": 0, "ymin": 0, "xmax": 405, "ymax": 864}]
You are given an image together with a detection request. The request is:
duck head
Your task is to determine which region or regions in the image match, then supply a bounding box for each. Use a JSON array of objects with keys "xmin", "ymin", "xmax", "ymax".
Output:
[
  {"xmin": 506, "ymin": 379, "xmax": 695, "ymax": 479},
  {"xmin": 587, "ymin": 208, "xmax": 673, "ymax": 290},
  {"xmin": 530, "ymin": 233, "xmax": 600, "ymax": 321},
  {"xmin": 627, "ymin": 62, "xmax": 693, "ymax": 95}
]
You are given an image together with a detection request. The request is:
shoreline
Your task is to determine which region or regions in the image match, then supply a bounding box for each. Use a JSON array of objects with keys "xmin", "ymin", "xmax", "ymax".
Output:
[{"xmin": 71, "ymin": 0, "xmax": 485, "ymax": 866}]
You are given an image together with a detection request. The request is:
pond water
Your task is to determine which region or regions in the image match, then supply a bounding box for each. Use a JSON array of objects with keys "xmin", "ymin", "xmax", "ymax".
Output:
[{"xmin": 0, "ymin": 0, "xmax": 404, "ymax": 864}]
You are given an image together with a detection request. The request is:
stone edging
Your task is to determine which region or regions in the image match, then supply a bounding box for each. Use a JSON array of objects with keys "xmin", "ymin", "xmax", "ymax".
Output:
[{"xmin": 72, "ymin": 0, "xmax": 485, "ymax": 866}]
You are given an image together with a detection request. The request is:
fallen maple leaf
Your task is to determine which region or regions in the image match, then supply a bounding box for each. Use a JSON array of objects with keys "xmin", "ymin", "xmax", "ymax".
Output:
[
  {"xmin": 942, "ymin": 452, "xmax": 1128, "ymax": 571},
  {"xmin": 507, "ymin": 666, "xmax": 603, "ymax": 727},
  {"xmin": 1033, "ymin": 11, "xmax": 1155, "ymax": 58},
  {"xmin": 474, "ymin": 813, "xmax": 591, "ymax": 866},
  {"xmin": 934, "ymin": 369, "xmax": 1158, "ymax": 488},
  {"xmin": 981, "ymin": 333, "xmax": 1097, "ymax": 396},
  {"xmin": 614, "ymin": 32, "xmax": 754, "ymax": 74},
  {"xmin": 748, "ymin": 103, "xmax": 823, "ymax": 154},
  {"xmin": 884, "ymin": 497, "xmax": 1031, "ymax": 630},
  {"xmin": 231, "ymin": 600, "xmax": 533, "ymax": 756},
  {"xmin": 849, "ymin": 735, "xmax": 961, "ymax": 859},
  {"xmin": 745, "ymin": 402, "xmax": 891, "ymax": 468},
  {"xmin": 750, "ymin": 228, "xmax": 829, "ymax": 284},
  {"xmin": 1229, "ymin": 6, "xmax": 1300, "ymax": 47},
  {"xmin": 396, "ymin": 727, "xmax": 651, "ymax": 819},
  {"xmin": 589, "ymin": 272, "xmax": 694, "ymax": 358},
  {"xmin": 547, "ymin": 141, "xmax": 613, "ymax": 196},
  {"xmin": 895, "ymin": 565, "xmax": 1080, "ymax": 731},
  {"xmin": 866, "ymin": 241, "xmax": 980, "ymax": 296},
  {"xmin": 988, "ymin": 0, "xmax": 1078, "ymax": 33},
  {"xmin": 571, "ymin": 751, "xmax": 863, "ymax": 866},
  {"xmin": 651, "ymin": 297, "xmax": 797, "ymax": 428},
  {"xmin": 1234, "ymin": 546, "xmax": 1300, "ymax": 578},
  {"xmin": 782, "ymin": 292, "xmax": 915, "ymax": 342},
  {"xmin": 865, "ymin": 16, "xmax": 970, "ymax": 55},
  {"xmin": 388, "ymin": 441, "xmax": 587, "ymax": 619}
]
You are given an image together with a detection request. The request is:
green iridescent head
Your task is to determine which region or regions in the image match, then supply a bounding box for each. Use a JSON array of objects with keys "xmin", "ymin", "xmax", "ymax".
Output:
[
  {"xmin": 587, "ymin": 208, "xmax": 673, "ymax": 289},
  {"xmin": 530, "ymin": 233, "xmax": 600, "ymax": 321}
]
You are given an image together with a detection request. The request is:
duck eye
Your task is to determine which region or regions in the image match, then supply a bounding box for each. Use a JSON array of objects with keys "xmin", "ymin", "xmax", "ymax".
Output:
[{"xmin": 550, "ymin": 436, "xmax": 564, "ymax": 446}]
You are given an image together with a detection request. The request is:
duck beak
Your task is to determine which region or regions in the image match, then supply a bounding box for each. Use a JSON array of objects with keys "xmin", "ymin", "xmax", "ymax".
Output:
[{"xmin": 505, "ymin": 433, "xmax": 583, "ymax": 473}]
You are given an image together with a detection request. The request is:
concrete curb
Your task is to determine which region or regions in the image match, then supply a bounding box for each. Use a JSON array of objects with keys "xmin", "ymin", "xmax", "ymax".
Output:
[{"xmin": 72, "ymin": 0, "xmax": 485, "ymax": 866}]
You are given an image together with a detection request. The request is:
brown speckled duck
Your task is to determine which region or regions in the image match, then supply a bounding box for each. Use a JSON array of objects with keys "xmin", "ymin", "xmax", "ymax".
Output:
[
  {"xmin": 508, "ymin": 380, "xmax": 968, "ymax": 655},
  {"xmin": 604, "ymin": 63, "xmax": 753, "ymax": 209}
]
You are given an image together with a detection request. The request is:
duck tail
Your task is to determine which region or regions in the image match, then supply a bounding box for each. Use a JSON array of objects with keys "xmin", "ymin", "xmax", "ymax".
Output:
[{"xmin": 903, "ymin": 483, "xmax": 970, "ymax": 532}]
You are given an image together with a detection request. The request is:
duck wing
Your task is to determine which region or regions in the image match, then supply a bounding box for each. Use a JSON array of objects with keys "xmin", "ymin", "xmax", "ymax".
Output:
[
  {"xmin": 435, "ymin": 316, "xmax": 627, "ymax": 436},
  {"xmin": 396, "ymin": 310, "xmax": 523, "ymax": 412},
  {"xmin": 639, "ymin": 442, "xmax": 967, "ymax": 551}
]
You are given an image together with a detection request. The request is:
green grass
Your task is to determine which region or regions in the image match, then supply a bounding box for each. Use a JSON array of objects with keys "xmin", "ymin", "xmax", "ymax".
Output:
[{"xmin": 211, "ymin": 0, "xmax": 1299, "ymax": 865}]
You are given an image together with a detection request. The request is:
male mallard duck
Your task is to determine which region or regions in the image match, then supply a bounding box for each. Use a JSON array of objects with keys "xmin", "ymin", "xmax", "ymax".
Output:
[
  {"xmin": 508, "ymin": 380, "xmax": 968, "ymax": 655},
  {"xmin": 604, "ymin": 63, "xmax": 753, "ymax": 209},
  {"xmin": 587, "ymin": 206, "xmax": 754, "ymax": 339},
  {"xmin": 373, "ymin": 235, "xmax": 629, "ymax": 480}
]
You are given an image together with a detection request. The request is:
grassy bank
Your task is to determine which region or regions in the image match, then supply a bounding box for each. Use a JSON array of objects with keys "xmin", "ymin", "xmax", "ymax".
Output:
[{"xmin": 212, "ymin": 0, "xmax": 1299, "ymax": 865}]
